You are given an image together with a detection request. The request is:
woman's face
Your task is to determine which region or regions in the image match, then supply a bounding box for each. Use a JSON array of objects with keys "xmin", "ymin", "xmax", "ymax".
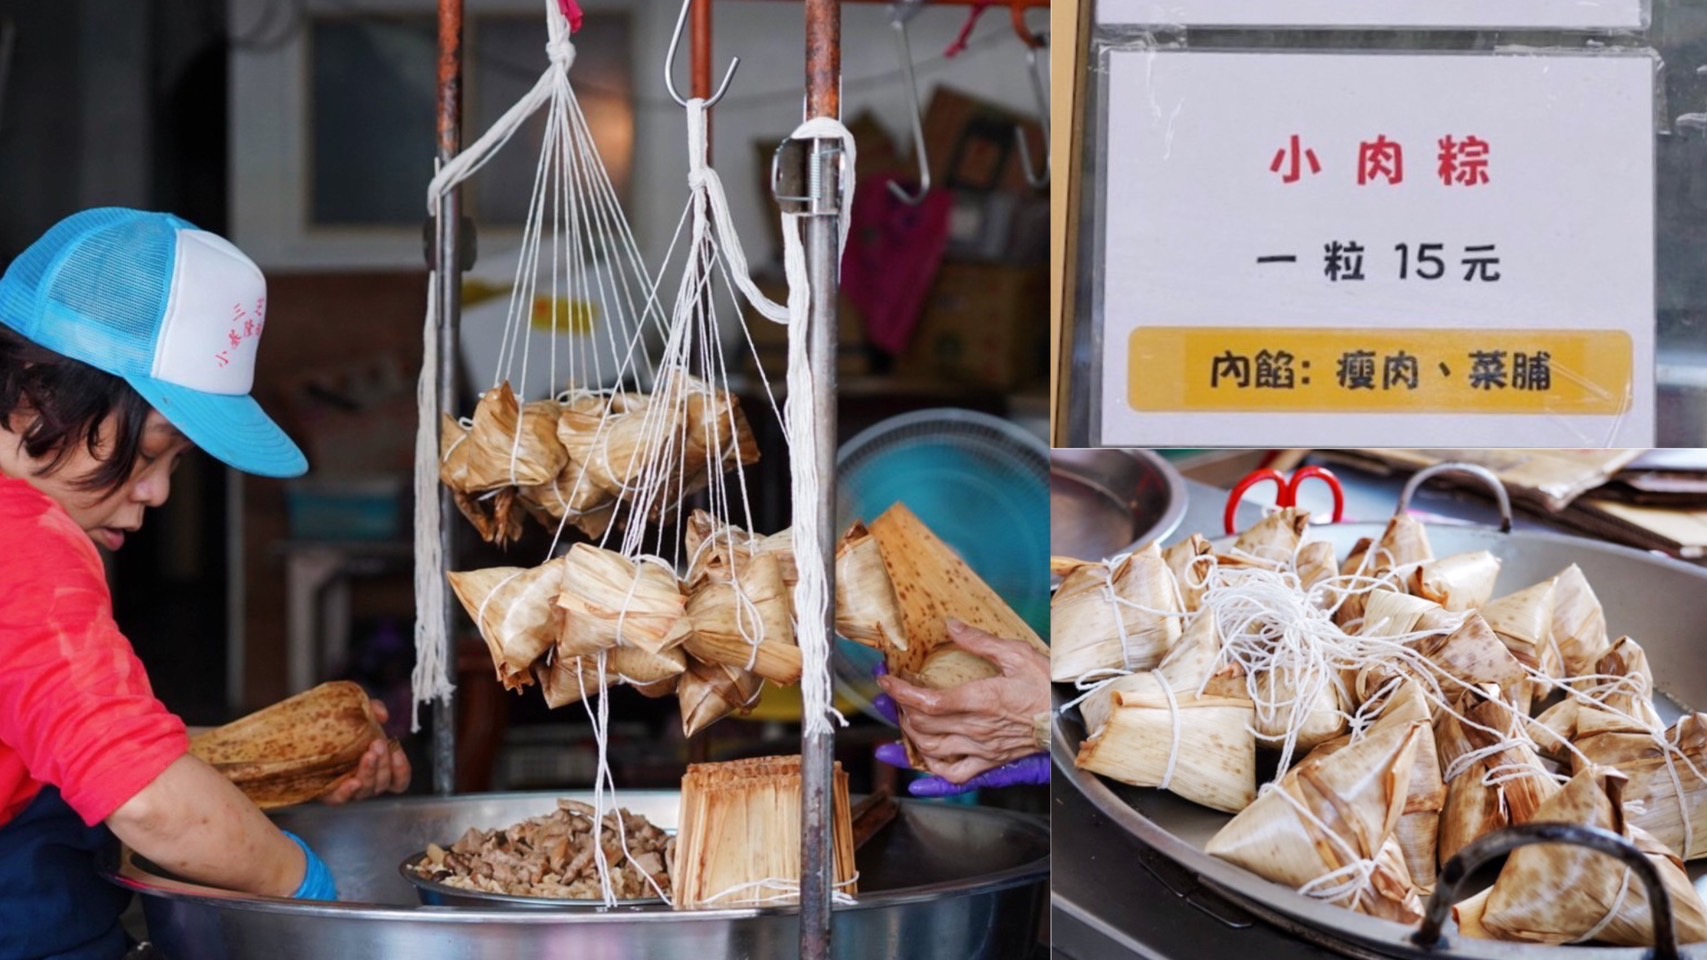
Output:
[{"xmin": 1, "ymin": 409, "xmax": 194, "ymax": 550}]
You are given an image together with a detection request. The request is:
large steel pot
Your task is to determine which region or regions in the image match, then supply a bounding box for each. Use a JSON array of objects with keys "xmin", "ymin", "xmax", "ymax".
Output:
[
  {"xmin": 1054, "ymin": 465, "xmax": 1707, "ymax": 959},
  {"xmin": 105, "ymin": 790, "xmax": 1047, "ymax": 959}
]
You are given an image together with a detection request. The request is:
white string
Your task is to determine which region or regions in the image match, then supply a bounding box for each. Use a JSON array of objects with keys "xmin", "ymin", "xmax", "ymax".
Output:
[
  {"xmin": 697, "ymin": 873, "xmax": 860, "ymax": 907},
  {"xmin": 1572, "ymin": 864, "xmax": 1632, "ymax": 945},
  {"xmin": 1056, "ymin": 667, "xmax": 1135, "ymax": 715},
  {"xmin": 1267, "ymin": 784, "xmax": 1380, "ymax": 908},
  {"xmin": 410, "ymin": 265, "xmax": 452, "ymax": 732},
  {"xmin": 773, "ymin": 113, "xmax": 856, "ymax": 736},
  {"xmin": 1158, "ymin": 680, "xmax": 1183, "ymax": 791},
  {"xmin": 1441, "ymin": 737, "xmax": 1566, "ymax": 788}
]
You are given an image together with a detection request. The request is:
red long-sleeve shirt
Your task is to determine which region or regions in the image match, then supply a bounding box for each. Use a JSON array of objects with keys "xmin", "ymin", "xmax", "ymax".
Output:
[{"xmin": 0, "ymin": 475, "xmax": 188, "ymax": 828}]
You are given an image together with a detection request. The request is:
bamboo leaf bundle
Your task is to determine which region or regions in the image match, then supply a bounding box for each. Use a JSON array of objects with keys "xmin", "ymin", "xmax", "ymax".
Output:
[
  {"xmin": 555, "ymin": 544, "xmax": 691, "ymax": 659},
  {"xmin": 676, "ymin": 655, "xmax": 764, "ymax": 737},
  {"xmin": 1335, "ymin": 515, "xmax": 1434, "ymax": 627},
  {"xmin": 1353, "ymin": 592, "xmax": 1528, "ymax": 716},
  {"xmin": 532, "ymin": 646, "xmax": 688, "ymax": 709},
  {"xmin": 1434, "ymin": 686, "xmax": 1558, "ymax": 868},
  {"xmin": 1079, "ymin": 611, "xmax": 1227, "ymax": 736},
  {"xmin": 858, "ymin": 503, "xmax": 1048, "ymax": 766},
  {"xmin": 834, "ymin": 521, "xmax": 905, "ymax": 653},
  {"xmin": 683, "ymin": 550, "xmax": 801, "ymax": 685},
  {"xmin": 1051, "ymin": 544, "xmax": 1181, "ymax": 683},
  {"xmin": 1552, "ymin": 564, "xmax": 1611, "ymax": 678},
  {"xmin": 456, "ymin": 383, "xmax": 568, "ymax": 492},
  {"xmin": 1528, "ymin": 637, "xmax": 1663, "ymax": 758},
  {"xmin": 1410, "ymin": 551, "xmax": 1501, "ymax": 612},
  {"xmin": 1206, "ymin": 717, "xmax": 1427, "ymax": 923},
  {"xmin": 1252, "ymin": 668, "xmax": 1348, "ymax": 752},
  {"xmin": 1229, "ymin": 508, "xmax": 1310, "ymax": 568},
  {"xmin": 1075, "ymin": 691, "xmax": 1257, "ymax": 814},
  {"xmin": 868, "ymin": 503, "xmax": 1047, "ymax": 675},
  {"xmin": 680, "ymin": 377, "xmax": 762, "ymax": 482},
  {"xmin": 1454, "ymin": 767, "xmax": 1707, "ymax": 946},
  {"xmin": 1295, "ymin": 540, "xmax": 1340, "ymax": 598},
  {"xmin": 1573, "ymin": 713, "xmax": 1707, "ymax": 859},
  {"xmin": 191, "ymin": 681, "xmax": 387, "ymax": 810},
  {"xmin": 684, "ymin": 509, "xmax": 796, "ymax": 596},
  {"xmin": 516, "ymin": 453, "xmax": 616, "ymax": 532},
  {"xmin": 448, "ymin": 558, "xmax": 567, "ymax": 689},
  {"xmin": 557, "ymin": 390, "xmax": 675, "ymax": 501},
  {"xmin": 1481, "ymin": 578, "xmax": 1564, "ymax": 697},
  {"xmin": 673, "ymin": 756, "xmax": 856, "ymax": 910},
  {"xmin": 1310, "ymin": 679, "xmax": 1445, "ymax": 889},
  {"xmin": 1162, "ymin": 534, "xmax": 1214, "ymax": 612}
]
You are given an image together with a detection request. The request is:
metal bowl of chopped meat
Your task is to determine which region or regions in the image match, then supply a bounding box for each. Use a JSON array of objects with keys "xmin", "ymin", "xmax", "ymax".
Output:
[
  {"xmin": 399, "ymin": 798, "xmax": 672, "ymax": 909},
  {"xmin": 400, "ymin": 858, "xmax": 666, "ymax": 909}
]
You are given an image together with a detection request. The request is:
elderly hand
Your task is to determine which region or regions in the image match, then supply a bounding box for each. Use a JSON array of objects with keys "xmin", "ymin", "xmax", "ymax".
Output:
[
  {"xmin": 321, "ymin": 700, "xmax": 412, "ymax": 805},
  {"xmin": 874, "ymin": 620, "xmax": 1050, "ymax": 786}
]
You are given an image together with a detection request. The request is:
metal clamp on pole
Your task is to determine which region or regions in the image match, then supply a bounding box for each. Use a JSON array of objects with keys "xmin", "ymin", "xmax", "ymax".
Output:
[{"xmin": 771, "ymin": 136, "xmax": 846, "ymax": 217}]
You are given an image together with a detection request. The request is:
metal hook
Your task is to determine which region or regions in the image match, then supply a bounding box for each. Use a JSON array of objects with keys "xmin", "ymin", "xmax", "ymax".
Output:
[
  {"xmin": 887, "ymin": 2, "xmax": 931, "ymax": 206},
  {"xmin": 1015, "ymin": 35, "xmax": 1050, "ymax": 189},
  {"xmin": 665, "ymin": 0, "xmax": 739, "ymax": 109}
]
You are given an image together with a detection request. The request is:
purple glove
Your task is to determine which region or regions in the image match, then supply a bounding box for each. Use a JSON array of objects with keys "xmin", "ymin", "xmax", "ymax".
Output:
[
  {"xmin": 875, "ymin": 747, "xmax": 1050, "ymax": 797},
  {"xmin": 872, "ymin": 660, "xmax": 899, "ymax": 725},
  {"xmin": 870, "ymin": 660, "xmax": 1050, "ymax": 796}
]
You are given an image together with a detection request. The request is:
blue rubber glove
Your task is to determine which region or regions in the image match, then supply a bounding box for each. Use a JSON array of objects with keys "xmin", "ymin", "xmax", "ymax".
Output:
[
  {"xmin": 871, "ymin": 661, "xmax": 1050, "ymax": 797},
  {"xmin": 283, "ymin": 831, "xmax": 339, "ymax": 901}
]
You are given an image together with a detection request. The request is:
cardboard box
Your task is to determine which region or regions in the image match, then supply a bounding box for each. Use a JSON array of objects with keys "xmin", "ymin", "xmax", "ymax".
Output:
[
  {"xmin": 898, "ymin": 264, "xmax": 1048, "ymax": 391},
  {"xmin": 923, "ymin": 87, "xmax": 1046, "ymax": 197}
]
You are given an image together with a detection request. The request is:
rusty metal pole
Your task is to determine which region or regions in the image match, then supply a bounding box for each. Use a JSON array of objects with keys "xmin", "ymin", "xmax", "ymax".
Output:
[
  {"xmin": 692, "ymin": 0, "xmax": 713, "ymax": 102},
  {"xmin": 683, "ymin": 0, "xmax": 716, "ymax": 773},
  {"xmin": 432, "ymin": 0, "xmax": 464, "ymax": 797},
  {"xmin": 800, "ymin": 0, "xmax": 840, "ymax": 958}
]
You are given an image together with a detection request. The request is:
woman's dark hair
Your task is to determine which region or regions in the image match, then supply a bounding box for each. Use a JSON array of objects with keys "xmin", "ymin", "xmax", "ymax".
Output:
[{"xmin": 0, "ymin": 325, "xmax": 152, "ymax": 494}]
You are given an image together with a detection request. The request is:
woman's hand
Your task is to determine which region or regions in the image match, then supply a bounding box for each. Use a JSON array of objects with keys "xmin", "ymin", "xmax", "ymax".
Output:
[
  {"xmin": 875, "ymin": 620, "xmax": 1050, "ymax": 785},
  {"xmin": 321, "ymin": 700, "xmax": 411, "ymax": 805}
]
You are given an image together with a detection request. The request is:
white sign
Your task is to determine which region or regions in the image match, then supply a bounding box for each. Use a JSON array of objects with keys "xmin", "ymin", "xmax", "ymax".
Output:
[
  {"xmin": 1096, "ymin": 0, "xmax": 1647, "ymax": 31},
  {"xmin": 1097, "ymin": 51, "xmax": 1655, "ymax": 447}
]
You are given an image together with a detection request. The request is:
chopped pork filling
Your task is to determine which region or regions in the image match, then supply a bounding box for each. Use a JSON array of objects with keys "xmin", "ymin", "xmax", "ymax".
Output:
[{"xmin": 413, "ymin": 799, "xmax": 673, "ymax": 900}]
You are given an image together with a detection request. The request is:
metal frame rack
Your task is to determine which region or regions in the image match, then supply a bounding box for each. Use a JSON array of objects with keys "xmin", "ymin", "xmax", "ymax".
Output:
[{"xmin": 425, "ymin": 3, "xmax": 1045, "ymax": 955}]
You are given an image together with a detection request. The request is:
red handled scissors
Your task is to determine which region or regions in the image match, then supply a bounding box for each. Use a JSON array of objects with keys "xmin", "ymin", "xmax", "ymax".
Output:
[{"xmin": 1224, "ymin": 466, "xmax": 1346, "ymax": 535}]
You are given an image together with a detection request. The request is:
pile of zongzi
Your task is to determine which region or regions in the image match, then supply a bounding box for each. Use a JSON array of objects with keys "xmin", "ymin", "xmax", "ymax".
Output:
[
  {"xmin": 449, "ymin": 510, "xmax": 800, "ymax": 735},
  {"xmin": 440, "ymin": 375, "xmax": 760, "ymax": 547},
  {"xmin": 1059, "ymin": 510, "xmax": 1707, "ymax": 947}
]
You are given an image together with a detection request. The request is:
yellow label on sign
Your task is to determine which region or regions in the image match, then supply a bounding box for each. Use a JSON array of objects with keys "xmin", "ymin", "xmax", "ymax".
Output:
[
  {"xmin": 1129, "ymin": 327, "xmax": 1632, "ymax": 415},
  {"xmin": 530, "ymin": 296, "xmax": 599, "ymax": 336}
]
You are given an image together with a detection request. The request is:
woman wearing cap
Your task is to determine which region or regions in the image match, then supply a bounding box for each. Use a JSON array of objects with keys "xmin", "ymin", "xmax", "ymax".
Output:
[{"xmin": 0, "ymin": 209, "xmax": 409, "ymax": 959}]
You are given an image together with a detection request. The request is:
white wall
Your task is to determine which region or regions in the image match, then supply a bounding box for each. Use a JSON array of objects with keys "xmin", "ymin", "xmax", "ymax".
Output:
[
  {"xmin": 628, "ymin": 1, "xmax": 1044, "ymax": 270},
  {"xmin": 228, "ymin": 0, "xmax": 1046, "ymax": 272}
]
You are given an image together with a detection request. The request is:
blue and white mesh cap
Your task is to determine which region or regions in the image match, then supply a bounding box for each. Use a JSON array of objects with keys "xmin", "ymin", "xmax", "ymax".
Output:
[{"xmin": 0, "ymin": 208, "xmax": 307, "ymax": 478}]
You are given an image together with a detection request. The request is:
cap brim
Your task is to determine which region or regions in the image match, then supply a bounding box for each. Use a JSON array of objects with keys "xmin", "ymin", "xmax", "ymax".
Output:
[{"xmin": 127, "ymin": 376, "xmax": 308, "ymax": 478}]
